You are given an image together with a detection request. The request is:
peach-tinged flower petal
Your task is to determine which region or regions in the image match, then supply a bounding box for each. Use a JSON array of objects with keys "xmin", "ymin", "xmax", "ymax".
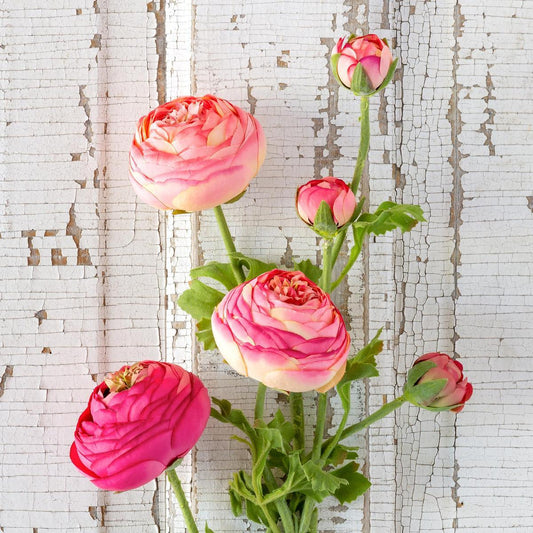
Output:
[
  {"xmin": 212, "ymin": 270, "xmax": 350, "ymax": 393},
  {"xmin": 129, "ymin": 95, "xmax": 266, "ymax": 212}
]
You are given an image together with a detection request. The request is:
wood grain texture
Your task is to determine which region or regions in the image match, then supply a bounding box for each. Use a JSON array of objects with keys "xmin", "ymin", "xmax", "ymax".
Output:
[
  {"xmin": 0, "ymin": 1, "xmax": 164, "ymax": 531},
  {"xmin": 1, "ymin": 0, "xmax": 532, "ymax": 531}
]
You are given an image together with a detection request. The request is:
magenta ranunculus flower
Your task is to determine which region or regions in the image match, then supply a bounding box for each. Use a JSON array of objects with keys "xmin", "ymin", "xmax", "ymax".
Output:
[
  {"xmin": 129, "ymin": 95, "xmax": 266, "ymax": 212},
  {"xmin": 407, "ymin": 353, "xmax": 473, "ymax": 413},
  {"xmin": 333, "ymin": 34, "xmax": 393, "ymax": 91},
  {"xmin": 296, "ymin": 177, "xmax": 356, "ymax": 228},
  {"xmin": 70, "ymin": 361, "xmax": 210, "ymax": 491},
  {"xmin": 211, "ymin": 269, "xmax": 350, "ymax": 393}
]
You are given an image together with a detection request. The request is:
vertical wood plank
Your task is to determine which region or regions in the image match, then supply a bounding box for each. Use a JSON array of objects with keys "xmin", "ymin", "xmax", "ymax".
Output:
[{"xmin": 0, "ymin": 1, "xmax": 164, "ymax": 530}]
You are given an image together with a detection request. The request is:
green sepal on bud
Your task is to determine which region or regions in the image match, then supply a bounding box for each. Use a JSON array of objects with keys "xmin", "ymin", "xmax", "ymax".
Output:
[
  {"xmin": 312, "ymin": 200, "xmax": 340, "ymax": 239},
  {"xmin": 349, "ymin": 59, "xmax": 398, "ymax": 97},
  {"xmin": 403, "ymin": 360, "xmax": 449, "ymax": 411}
]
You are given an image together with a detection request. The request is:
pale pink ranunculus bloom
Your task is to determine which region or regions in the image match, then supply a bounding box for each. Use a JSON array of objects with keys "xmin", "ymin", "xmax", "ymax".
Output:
[
  {"xmin": 334, "ymin": 34, "xmax": 392, "ymax": 90},
  {"xmin": 211, "ymin": 269, "xmax": 350, "ymax": 393},
  {"xmin": 70, "ymin": 361, "xmax": 210, "ymax": 491},
  {"xmin": 129, "ymin": 95, "xmax": 266, "ymax": 212},
  {"xmin": 296, "ymin": 177, "xmax": 356, "ymax": 227},
  {"xmin": 413, "ymin": 353, "xmax": 473, "ymax": 412}
]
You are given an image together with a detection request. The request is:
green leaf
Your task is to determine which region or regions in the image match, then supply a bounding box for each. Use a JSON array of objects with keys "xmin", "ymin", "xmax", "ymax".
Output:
[
  {"xmin": 231, "ymin": 252, "xmax": 277, "ymax": 281},
  {"xmin": 313, "ymin": 200, "xmax": 338, "ymax": 238},
  {"xmin": 353, "ymin": 328, "xmax": 384, "ymax": 366},
  {"xmin": 245, "ymin": 499, "xmax": 268, "ymax": 526},
  {"xmin": 406, "ymin": 360, "xmax": 437, "ymax": 388},
  {"xmin": 196, "ymin": 317, "xmax": 217, "ymax": 350},
  {"xmin": 177, "ymin": 279, "xmax": 224, "ymax": 321},
  {"xmin": 325, "ymin": 444, "xmax": 359, "ymax": 467},
  {"xmin": 190, "ymin": 261, "xmax": 239, "ymax": 291},
  {"xmin": 332, "ymin": 462, "xmax": 371, "ymax": 504},
  {"xmin": 228, "ymin": 487, "xmax": 243, "ymax": 516},
  {"xmin": 205, "ymin": 524, "xmax": 215, "ymax": 533},
  {"xmin": 336, "ymin": 329, "xmax": 384, "ymax": 413},
  {"xmin": 211, "ymin": 397, "xmax": 256, "ymax": 441},
  {"xmin": 293, "ymin": 259, "xmax": 322, "ymax": 284},
  {"xmin": 302, "ymin": 461, "xmax": 347, "ymax": 500}
]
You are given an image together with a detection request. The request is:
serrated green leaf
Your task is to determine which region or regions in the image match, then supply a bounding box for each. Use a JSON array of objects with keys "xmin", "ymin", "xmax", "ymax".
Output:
[
  {"xmin": 326, "ymin": 444, "xmax": 359, "ymax": 467},
  {"xmin": 293, "ymin": 259, "xmax": 322, "ymax": 284},
  {"xmin": 177, "ymin": 280, "xmax": 224, "ymax": 321},
  {"xmin": 353, "ymin": 328, "xmax": 384, "ymax": 366},
  {"xmin": 228, "ymin": 487, "xmax": 243, "ymax": 517},
  {"xmin": 190, "ymin": 261, "xmax": 238, "ymax": 291},
  {"xmin": 231, "ymin": 252, "xmax": 277, "ymax": 281},
  {"xmin": 313, "ymin": 200, "xmax": 338, "ymax": 238},
  {"xmin": 302, "ymin": 461, "xmax": 347, "ymax": 498},
  {"xmin": 196, "ymin": 317, "xmax": 217, "ymax": 350},
  {"xmin": 332, "ymin": 462, "xmax": 371, "ymax": 504}
]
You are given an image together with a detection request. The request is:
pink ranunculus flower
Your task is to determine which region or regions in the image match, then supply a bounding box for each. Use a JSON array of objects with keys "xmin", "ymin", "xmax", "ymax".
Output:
[
  {"xmin": 129, "ymin": 95, "xmax": 266, "ymax": 212},
  {"xmin": 333, "ymin": 34, "xmax": 393, "ymax": 90},
  {"xmin": 211, "ymin": 269, "xmax": 350, "ymax": 393},
  {"xmin": 408, "ymin": 353, "xmax": 473, "ymax": 412},
  {"xmin": 296, "ymin": 177, "xmax": 357, "ymax": 228},
  {"xmin": 70, "ymin": 361, "xmax": 210, "ymax": 491}
]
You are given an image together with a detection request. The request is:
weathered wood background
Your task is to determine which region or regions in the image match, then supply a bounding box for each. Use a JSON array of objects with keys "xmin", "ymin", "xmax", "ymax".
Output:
[{"xmin": 1, "ymin": 0, "xmax": 532, "ymax": 532}]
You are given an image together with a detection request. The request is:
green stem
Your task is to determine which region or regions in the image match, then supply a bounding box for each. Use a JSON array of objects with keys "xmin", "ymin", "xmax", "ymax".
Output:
[
  {"xmin": 255, "ymin": 382, "xmax": 267, "ymax": 422},
  {"xmin": 319, "ymin": 240, "xmax": 333, "ymax": 292},
  {"xmin": 330, "ymin": 228, "xmax": 347, "ymax": 269},
  {"xmin": 321, "ymin": 406, "xmax": 349, "ymax": 464},
  {"xmin": 351, "ymin": 96, "xmax": 370, "ymax": 195},
  {"xmin": 312, "ymin": 393, "xmax": 328, "ymax": 462},
  {"xmin": 166, "ymin": 469, "xmax": 199, "ymax": 533},
  {"xmin": 330, "ymin": 240, "xmax": 363, "ymax": 293},
  {"xmin": 323, "ymin": 396, "xmax": 406, "ymax": 452},
  {"xmin": 290, "ymin": 392, "xmax": 305, "ymax": 451},
  {"xmin": 299, "ymin": 499, "xmax": 316, "ymax": 533},
  {"xmin": 263, "ymin": 468, "xmax": 295, "ymax": 533},
  {"xmin": 213, "ymin": 204, "xmax": 245, "ymax": 284}
]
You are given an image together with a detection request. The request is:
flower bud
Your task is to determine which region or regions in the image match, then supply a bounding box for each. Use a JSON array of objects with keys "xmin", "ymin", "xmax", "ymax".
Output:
[
  {"xmin": 332, "ymin": 34, "xmax": 394, "ymax": 95},
  {"xmin": 296, "ymin": 177, "xmax": 356, "ymax": 234},
  {"xmin": 404, "ymin": 353, "xmax": 473, "ymax": 412}
]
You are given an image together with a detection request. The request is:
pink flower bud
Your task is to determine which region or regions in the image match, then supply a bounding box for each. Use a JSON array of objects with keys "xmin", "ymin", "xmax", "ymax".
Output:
[
  {"xmin": 70, "ymin": 361, "xmax": 210, "ymax": 491},
  {"xmin": 296, "ymin": 177, "xmax": 356, "ymax": 228},
  {"xmin": 408, "ymin": 353, "xmax": 473, "ymax": 412},
  {"xmin": 129, "ymin": 95, "xmax": 266, "ymax": 212},
  {"xmin": 333, "ymin": 34, "xmax": 393, "ymax": 91},
  {"xmin": 211, "ymin": 269, "xmax": 350, "ymax": 393}
]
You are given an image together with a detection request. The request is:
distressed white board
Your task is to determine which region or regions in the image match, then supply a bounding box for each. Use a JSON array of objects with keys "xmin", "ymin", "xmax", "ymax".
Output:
[
  {"xmin": 0, "ymin": 0, "xmax": 164, "ymax": 531},
  {"xmin": 1, "ymin": 0, "xmax": 533, "ymax": 532}
]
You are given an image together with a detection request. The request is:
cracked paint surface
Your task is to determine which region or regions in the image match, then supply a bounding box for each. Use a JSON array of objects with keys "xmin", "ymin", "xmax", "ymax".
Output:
[
  {"xmin": 0, "ymin": 1, "xmax": 164, "ymax": 531},
  {"xmin": 1, "ymin": 0, "xmax": 532, "ymax": 532}
]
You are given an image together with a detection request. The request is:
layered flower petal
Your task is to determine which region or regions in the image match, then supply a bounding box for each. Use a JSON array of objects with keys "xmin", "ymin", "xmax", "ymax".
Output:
[
  {"xmin": 70, "ymin": 361, "xmax": 210, "ymax": 491},
  {"xmin": 129, "ymin": 95, "xmax": 266, "ymax": 211},
  {"xmin": 211, "ymin": 269, "xmax": 350, "ymax": 393}
]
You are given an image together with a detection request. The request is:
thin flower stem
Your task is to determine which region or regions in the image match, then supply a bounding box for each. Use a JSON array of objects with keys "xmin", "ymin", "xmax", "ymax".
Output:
[
  {"xmin": 263, "ymin": 468, "xmax": 296, "ymax": 533},
  {"xmin": 255, "ymin": 383, "xmax": 267, "ymax": 422},
  {"xmin": 290, "ymin": 392, "xmax": 305, "ymax": 451},
  {"xmin": 330, "ymin": 227, "xmax": 347, "ymax": 269},
  {"xmin": 298, "ymin": 499, "xmax": 316, "ymax": 533},
  {"xmin": 351, "ymin": 96, "xmax": 370, "ymax": 195},
  {"xmin": 321, "ymin": 407, "xmax": 350, "ymax": 464},
  {"xmin": 312, "ymin": 393, "xmax": 328, "ymax": 462},
  {"xmin": 319, "ymin": 239, "xmax": 333, "ymax": 292},
  {"xmin": 322, "ymin": 396, "xmax": 407, "ymax": 452},
  {"xmin": 212, "ymin": 204, "xmax": 245, "ymax": 284},
  {"xmin": 166, "ymin": 469, "xmax": 200, "ymax": 533}
]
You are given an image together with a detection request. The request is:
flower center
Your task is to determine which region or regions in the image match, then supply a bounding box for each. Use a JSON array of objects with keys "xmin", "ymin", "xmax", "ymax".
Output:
[
  {"xmin": 269, "ymin": 274, "xmax": 318, "ymax": 305},
  {"xmin": 104, "ymin": 362, "xmax": 146, "ymax": 394}
]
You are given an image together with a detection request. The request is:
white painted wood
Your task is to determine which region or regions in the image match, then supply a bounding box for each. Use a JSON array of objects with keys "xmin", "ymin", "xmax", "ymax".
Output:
[
  {"xmin": 2, "ymin": 0, "xmax": 532, "ymax": 532},
  {"xmin": 0, "ymin": 0, "xmax": 164, "ymax": 531}
]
